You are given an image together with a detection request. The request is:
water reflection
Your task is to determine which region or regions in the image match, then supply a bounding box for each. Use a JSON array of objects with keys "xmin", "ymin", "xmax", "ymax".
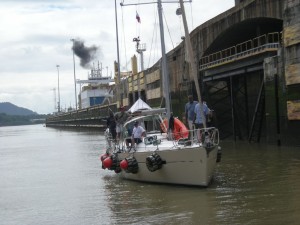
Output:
[
  {"xmin": 102, "ymin": 174, "xmax": 217, "ymax": 225},
  {"xmin": 213, "ymin": 142, "xmax": 300, "ymax": 225}
]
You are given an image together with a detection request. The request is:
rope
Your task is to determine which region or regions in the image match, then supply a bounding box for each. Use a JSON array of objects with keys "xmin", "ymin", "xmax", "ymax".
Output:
[
  {"xmin": 162, "ymin": 10, "xmax": 174, "ymax": 50},
  {"xmin": 147, "ymin": 4, "xmax": 158, "ymax": 68}
]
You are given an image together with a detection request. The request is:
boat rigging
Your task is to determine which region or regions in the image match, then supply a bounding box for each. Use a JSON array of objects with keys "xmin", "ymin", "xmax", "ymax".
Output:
[{"xmin": 100, "ymin": 0, "xmax": 221, "ymax": 187}]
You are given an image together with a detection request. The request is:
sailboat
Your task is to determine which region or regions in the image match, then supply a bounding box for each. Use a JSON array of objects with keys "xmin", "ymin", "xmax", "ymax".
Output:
[{"xmin": 100, "ymin": 0, "xmax": 221, "ymax": 187}]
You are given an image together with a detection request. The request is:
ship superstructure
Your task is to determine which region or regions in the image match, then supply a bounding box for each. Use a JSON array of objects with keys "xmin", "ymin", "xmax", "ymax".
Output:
[{"xmin": 77, "ymin": 62, "xmax": 114, "ymax": 109}]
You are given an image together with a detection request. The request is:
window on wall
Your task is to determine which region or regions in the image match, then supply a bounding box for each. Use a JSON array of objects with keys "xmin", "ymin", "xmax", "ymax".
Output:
[
  {"xmin": 286, "ymin": 45, "xmax": 300, "ymax": 64},
  {"xmin": 147, "ymin": 80, "xmax": 160, "ymax": 90}
]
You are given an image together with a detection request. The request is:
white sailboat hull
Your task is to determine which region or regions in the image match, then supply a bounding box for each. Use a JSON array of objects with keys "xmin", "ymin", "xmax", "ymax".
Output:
[
  {"xmin": 117, "ymin": 146, "xmax": 218, "ymax": 186},
  {"xmin": 108, "ymin": 138, "xmax": 218, "ymax": 186}
]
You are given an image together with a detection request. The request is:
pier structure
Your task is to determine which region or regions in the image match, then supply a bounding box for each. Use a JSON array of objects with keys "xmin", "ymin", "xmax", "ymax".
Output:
[{"xmin": 46, "ymin": 103, "xmax": 117, "ymax": 128}]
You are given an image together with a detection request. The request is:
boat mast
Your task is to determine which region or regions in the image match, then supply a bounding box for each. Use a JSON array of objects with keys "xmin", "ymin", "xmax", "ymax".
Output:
[
  {"xmin": 115, "ymin": 0, "xmax": 122, "ymax": 107},
  {"xmin": 157, "ymin": 0, "xmax": 171, "ymax": 120},
  {"xmin": 119, "ymin": 0, "xmax": 171, "ymax": 118},
  {"xmin": 179, "ymin": 0, "xmax": 206, "ymax": 128}
]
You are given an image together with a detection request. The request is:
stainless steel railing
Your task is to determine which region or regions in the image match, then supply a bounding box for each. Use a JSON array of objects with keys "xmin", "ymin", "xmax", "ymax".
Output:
[{"xmin": 199, "ymin": 32, "xmax": 282, "ymax": 70}]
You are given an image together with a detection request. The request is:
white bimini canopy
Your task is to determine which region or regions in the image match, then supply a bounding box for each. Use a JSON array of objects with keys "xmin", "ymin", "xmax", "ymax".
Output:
[{"xmin": 128, "ymin": 98, "xmax": 152, "ymax": 113}]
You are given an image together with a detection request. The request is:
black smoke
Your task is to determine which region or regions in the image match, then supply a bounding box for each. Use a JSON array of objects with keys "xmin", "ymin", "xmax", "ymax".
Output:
[{"xmin": 72, "ymin": 39, "xmax": 99, "ymax": 68}]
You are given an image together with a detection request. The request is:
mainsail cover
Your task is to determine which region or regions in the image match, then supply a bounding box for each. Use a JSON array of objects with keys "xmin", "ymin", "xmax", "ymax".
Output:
[{"xmin": 128, "ymin": 98, "xmax": 151, "ymax": 113}]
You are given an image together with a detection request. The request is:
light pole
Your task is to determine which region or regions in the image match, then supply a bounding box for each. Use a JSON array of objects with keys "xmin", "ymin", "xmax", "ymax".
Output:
[
  {"xmin": 70, "ymin": 38, "xmax": 78, "ymax": 110},
  {"xmin": 56, "ymin": 65, "xmax": 61, "ymax": 113}
]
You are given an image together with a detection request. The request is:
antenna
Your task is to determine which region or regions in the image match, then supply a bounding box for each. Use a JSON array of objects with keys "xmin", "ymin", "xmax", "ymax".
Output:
[{"xmin": 133, "ymin": 37, "xmax": 146, "ymax": 71}]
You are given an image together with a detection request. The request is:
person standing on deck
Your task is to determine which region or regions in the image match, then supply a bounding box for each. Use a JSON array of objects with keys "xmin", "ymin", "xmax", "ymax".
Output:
[
  {"xmin": 131, "ymin": 121, "xmax": 146, "ymax": 148},
  {"xmin": 193, "ymin": 101, "xmax": 209, "ymax": 143},
  {"xmin": 106, "ymin": 110, "xmax": 116, "ymax": 140},
  {"xmin": 185, "ymin": 95, "xmax": 198, "ymax": 140},
  {"xmin": 203, "ymin": 101, "xmax": 213, "ymax": 127},
  {"xmin": 114, "ymin": 106, "xmax": 130, "ymax": 142}
]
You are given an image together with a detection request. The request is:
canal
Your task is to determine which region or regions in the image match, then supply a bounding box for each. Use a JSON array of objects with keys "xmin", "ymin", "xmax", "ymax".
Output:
[{"xmin": 1, "ymin": 125, "xmax": 299, "ymax": 225}]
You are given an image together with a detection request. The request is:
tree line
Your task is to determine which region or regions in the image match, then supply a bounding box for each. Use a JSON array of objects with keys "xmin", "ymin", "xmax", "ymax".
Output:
[{"xmin": 0, "ymin": 113, "xmax": 48, "ymax": 126}]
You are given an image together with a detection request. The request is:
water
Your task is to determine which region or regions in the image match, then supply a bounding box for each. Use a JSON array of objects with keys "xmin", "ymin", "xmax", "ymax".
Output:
[{"xmin": 1, "ymin": 125, "xmax": 300, "ymax": 225}]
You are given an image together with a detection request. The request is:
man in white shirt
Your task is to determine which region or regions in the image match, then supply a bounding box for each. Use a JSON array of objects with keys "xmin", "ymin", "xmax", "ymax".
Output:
[{"xmin": 132, "ymin": 121, "xmax": 146, "ymax": 146}]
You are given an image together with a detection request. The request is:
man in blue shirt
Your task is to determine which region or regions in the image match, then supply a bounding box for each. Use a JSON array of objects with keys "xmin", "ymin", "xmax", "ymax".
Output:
[
  {"xmin": 193, "ymin": 101, "xmax": 209, "ymax": 143},
  {"xmin": 194, "ymin": 101, "xmax": 209, "ymax": 128},
  {"xmin": 185, "ymin": 95, "xmax": 198, "ymax": 140}
]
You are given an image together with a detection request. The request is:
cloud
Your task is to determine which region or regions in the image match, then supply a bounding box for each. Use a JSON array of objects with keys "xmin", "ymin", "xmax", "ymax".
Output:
[{"xmin": 0, "ymin": 0, "xmax": 234, "ymax": 114}]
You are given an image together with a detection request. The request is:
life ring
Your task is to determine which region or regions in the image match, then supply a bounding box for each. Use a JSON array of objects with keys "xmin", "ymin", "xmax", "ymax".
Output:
[
  {"xmin": 125, "ymin": 157, "xmax": 139, "ymax": 174},
  {"xmin": 160, "ymin": 118, "xmax": 189, "ymax": 140},
  {"xmin": 146, "ymin": 153, "xmax": 163, "ymax": 172}
]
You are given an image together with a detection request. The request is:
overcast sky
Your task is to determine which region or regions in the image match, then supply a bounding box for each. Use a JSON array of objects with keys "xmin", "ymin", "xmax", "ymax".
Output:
[{"xmin": 0, "ymin": 0, "xmax": 234, "ymax": 114}]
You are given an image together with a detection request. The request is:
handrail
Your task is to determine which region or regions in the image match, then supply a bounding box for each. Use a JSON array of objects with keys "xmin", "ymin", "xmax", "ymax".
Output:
[
  {"xmin": 199, "ymin": 32, "xmax": 281, "ymax": 70},
  {"xmin": 174, "ymin": 127, "xmax": 219, "ymax": 146}
]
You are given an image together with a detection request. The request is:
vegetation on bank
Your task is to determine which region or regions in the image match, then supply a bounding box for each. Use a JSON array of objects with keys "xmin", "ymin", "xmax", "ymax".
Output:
[{"xmin": 0, "ymin": 113, "xmax": 48, "ymax": 126}]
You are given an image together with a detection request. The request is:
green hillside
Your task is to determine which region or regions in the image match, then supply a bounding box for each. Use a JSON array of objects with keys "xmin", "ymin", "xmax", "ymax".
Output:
[{"xmin": 0, "ymin": 102, "xmax": 46, "ymax": 126}]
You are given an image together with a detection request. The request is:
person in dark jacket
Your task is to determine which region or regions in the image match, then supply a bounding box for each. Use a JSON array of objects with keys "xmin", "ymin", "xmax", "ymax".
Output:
[
  {"xmin": 114, "ymin": 106, "xmax": 131, "ymax": 141},
  {"xmin": 107, "ymin": 110, "xmax": 116, "ymax": 140}
]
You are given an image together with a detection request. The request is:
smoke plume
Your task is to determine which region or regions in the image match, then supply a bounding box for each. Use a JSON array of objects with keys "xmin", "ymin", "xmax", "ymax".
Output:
[{"xmin": 72, "ymin": 39, "xmax": 99, "ymax": 68}]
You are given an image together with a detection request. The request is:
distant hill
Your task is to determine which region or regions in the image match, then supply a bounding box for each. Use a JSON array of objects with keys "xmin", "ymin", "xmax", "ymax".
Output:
[{"xmin": 0, "ymin": 102, "xmax": 37, "ymax": 116}]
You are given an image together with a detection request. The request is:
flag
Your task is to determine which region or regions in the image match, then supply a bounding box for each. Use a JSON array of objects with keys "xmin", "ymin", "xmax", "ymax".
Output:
[{"xmin": 136, "ymin": 11, "xmax": 141, "ymax": 23}]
